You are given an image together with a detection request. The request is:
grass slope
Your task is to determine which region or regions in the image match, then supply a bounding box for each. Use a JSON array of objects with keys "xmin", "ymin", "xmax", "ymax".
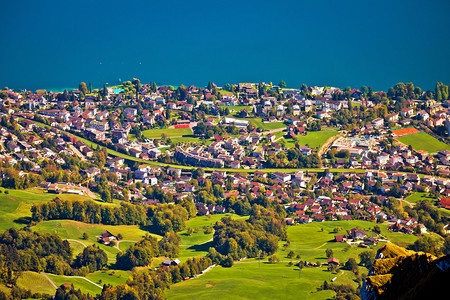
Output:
[
  {"xmin": 16, "ymin": 271, "xmax": 55, "ymax": 295},
  {"xmin": 0, "ymin": 188, "xmax": 93, "ymax": 232},
  {"xmin": 45, "ymin": 273, "xmax": 102, "ymax": 296},
  {"xmin": 178, "ymin": 214, "xmax": 248, "ymax": 261},
  {"xmin": 166, "ymin": 262, "xmax": 335, "ymax": 300},
  {"xmin": 32, "ymin": 220, "xmax": 160, "ymax": 262},
  {"xmin": 278, "ymin": 221, "xmax": 418, "ymax": 263},
  {"xmin": 396, "ymin": 132, "xmax": 450, "ymax": 154}
]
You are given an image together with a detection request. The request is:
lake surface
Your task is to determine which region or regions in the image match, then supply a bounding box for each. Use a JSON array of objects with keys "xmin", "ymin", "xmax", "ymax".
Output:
[{"xmin": 1, "ymin": 0, "xmax": 449, "ymax": 92}]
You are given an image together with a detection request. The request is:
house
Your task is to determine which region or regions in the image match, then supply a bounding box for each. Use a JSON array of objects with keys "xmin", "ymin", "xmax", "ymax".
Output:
[
  {"xmin": 98, "ymin": 231, "xmax": 117, "ymax": 245},
  {"xmin": 124, "ymin": 107, "xmax": 138, "ymax": 115},
  {"xmin": 162, "ymin": 259, "xmax": 181, "ymax": 266},
  {"xmin": 271, "ymin": 172, "xmax": 291, "ymax": 182},
  {"xmin": 386, "ymin": 113, "xmax": 399, "ymax": 122},
  {"xmin": 334, "ymin": 235, "xmax": 347, "ymax": 243},
  {"xmin": 401, "ymin": 108, "xmax": 414, "ymax": 117},
  {"xmin": 327, "ymin": 257, "xmax": 340, "ymax": 266},
  {"xmin": 439, "ymin": 197, "xmax": 450, "ymax": 210},
  {"xmin": 348, "ymin": 228, "xmax": 366, "ymax": 240},
  {"xmin": 372, "ymin": 118, "xmax": 384, "ymax": 127}
]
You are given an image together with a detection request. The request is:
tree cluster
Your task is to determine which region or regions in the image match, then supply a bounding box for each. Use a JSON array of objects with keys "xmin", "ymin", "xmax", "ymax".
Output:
[
  {"xmin": 116, "ymin": 233, "xmax": 180, "ymax": 270},
  {"xmin": 31, "ymin": 198, "xmax": 147, "ymax": 226}
]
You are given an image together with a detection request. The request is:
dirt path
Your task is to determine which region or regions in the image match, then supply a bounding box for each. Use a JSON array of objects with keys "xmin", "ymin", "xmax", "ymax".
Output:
[
  {"xmin": 65, "ymin": 239, "xmax": 88, "ymax": 248},
  {"xmin": 40, "ymin": 272, "xmax": 58, "ymax": 289},
  {"xmin": 45, "ymin": 273, "xmax": 103, "ymax": 289},
  {"xmin": 115, "ymin": 239, "xmax": 137, "ymax": 251}
]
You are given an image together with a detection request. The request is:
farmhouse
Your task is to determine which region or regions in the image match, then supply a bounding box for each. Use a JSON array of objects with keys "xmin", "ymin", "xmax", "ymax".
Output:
[{"xmin": 98, "ymin": 231, "xmax": 118, "ymax": 245}]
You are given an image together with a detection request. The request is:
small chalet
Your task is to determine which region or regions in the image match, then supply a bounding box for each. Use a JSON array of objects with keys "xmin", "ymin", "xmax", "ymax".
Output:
[{"xmin": 98, "ymin": 231, "xmax": 117, "ymax": 245}]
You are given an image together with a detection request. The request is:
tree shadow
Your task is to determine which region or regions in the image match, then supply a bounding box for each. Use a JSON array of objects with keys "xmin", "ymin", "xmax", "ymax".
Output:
[
  {"xmin": 187, "ymin": 241, "xmax": 212, "ymax": 253},
  {"xmin": 14, "ymin": 216, "xmax": 32, "ymax": 225}
]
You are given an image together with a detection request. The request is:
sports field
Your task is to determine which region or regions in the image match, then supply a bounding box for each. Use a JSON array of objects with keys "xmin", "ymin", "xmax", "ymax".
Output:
[
  {"xmin": 285, "ymin": 130, "xmax": 339, "ymax": 148},
  {"xmin": 396, "ymin": 132, "xmax": 450, "ymax": 154},
  {"xmin": 142, "ymin": 127, "xmax": 193, "ymax": 138}
]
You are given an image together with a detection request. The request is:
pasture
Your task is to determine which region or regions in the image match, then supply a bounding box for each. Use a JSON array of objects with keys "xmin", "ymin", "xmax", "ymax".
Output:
[
  {"xmin": 32, "ymin": 220, "xmax": 159, "ymax": 261},
  {"xmin": 0, "ymin": 188, "xmax": 93, "ymax": 232},
  {"xmin": 178, "ymin": 213, "xmax": 248, "ymax": 261},
  {"xmin": 166, "ymin": 261, "xmax": 336, "ymax": 300}
]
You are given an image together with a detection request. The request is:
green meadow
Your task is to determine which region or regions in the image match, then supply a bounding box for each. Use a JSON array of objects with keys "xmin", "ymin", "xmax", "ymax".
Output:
[
  {"xmin": 166, "ymin": 262, "xmax": 336, "ymax": 300},
  {"xmin": 278, "ymin": 220, "xmax": 418, "ymax": 262},
  {"xmin": 0, "ymin": 188, "xmax": 94, "ymax": 232},
  {"xmin": 178, "ymin": 214, "xmax": 248, "ymax": 261},
  {"xmin": 32, "ymin": 220, "xmax": 159, "ymax": 261},
  {"xmin": 16, "ymin": 271, "xmax": 56, "ymax": 295},
  {"xmin": 45, "ymin": 273, "xmax": 102, "ymax": 295}
]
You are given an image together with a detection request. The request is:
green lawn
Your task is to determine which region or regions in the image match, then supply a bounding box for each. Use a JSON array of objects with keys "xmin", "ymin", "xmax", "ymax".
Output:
[
  {"xmin": 178, "ymin": 214, "xmax": 248, "ymax": 261},
  {"xmin": 32, "ymin": 220, "xmax": 160, "ymax": 262},
  {"xmin": 0, "ymin": 188, "xmax": 94, "ymax": 232},
  {"xmin": 166, "ymin": 262, "xmax": 336, "ymax": 300},
  {"xmin": 16, "ymin": 271, "xmax": 56, "ymax": 295},
  {"xmin": 250, "ymin": 118, "xmax": 287, "ymax": 130},
  {"xmin": 396, "ymin": 132, "xmax": 450, "ymax": 154},
  {"xmin": 142, "ymin": 127, "xmax": 193, "ymax": 138},
  {"xmin": 405, "ymin": 192, "xmax": 437, "ymax": 204},
  {"xmin": 285, "ymin": 130, "xmax": 339, "ymax": 149}
]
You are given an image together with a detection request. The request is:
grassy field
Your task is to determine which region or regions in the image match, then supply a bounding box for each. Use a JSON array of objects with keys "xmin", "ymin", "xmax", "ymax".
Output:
[
  {"xmin": 396, "ymin": 132, "xmax": 450, "ymax": 154},
  {"xmin": 32, "ymin": 220, "xmax": 159, "ymax": 262},
  {"xmin": 279, "ymin": 220, "xmax": 418, "ymax": 263},
  {"xmin": 142, "ymin": 127, "xmax": 193, "ymax": 138},
  {"xmin": 250, "ymin": 118, "xmax": 287, "ymax": 130},
  {"xmin": 0, "ymin": 188, "xmax": 94, "ymax": 232},
  {"xmin": 178, "ymin": 214, "xmax": 248, "ymax": 261},
  {"xmin": 166, "ymin": 262, "xmax": 335, "ymax": 300},
  {"xmin": 405, "ymin": 192, "xmax": 437, "ymax": 204},
  {"xmin": 16, "ymin": 271, "xmax": 56, "ymax": 295},
  {"xmin": 45, "ymin": 273, "xmax": 102, "ymax": 296},
  {"xmin": 168, "ymin": 220, "xmax": 419, "ymax": 300},
  {"xmin": 86, "ymin": 269, "xmax": 132, "ymax": 287},
  {"xmin": 285, "ymin": 130, "xmax": 339, "ymax": 149}
]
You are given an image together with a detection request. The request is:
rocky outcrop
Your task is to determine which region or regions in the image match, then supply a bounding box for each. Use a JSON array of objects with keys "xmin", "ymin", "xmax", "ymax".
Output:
[{"xmin": 361, "ymin": 243, "xmax": 450, "ymax": 300}]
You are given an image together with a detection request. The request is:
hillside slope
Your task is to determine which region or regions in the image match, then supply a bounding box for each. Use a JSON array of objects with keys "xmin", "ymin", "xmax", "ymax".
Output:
[{"xmin": 361, "ymin": 243, "xmax": 450, "ymax": 300}]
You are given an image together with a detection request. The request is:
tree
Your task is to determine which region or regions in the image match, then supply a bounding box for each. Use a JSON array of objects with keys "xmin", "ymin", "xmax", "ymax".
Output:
[
  {"xmin": 326, "ymin": 248, "xmax": 334, "ymax": 258},
  {"xmin": 82, "ymin": 232, "xmax": 88, "ymax": 240},
  {"xmin": 78, "ymin": 82, "xmax": 88, "ymax": 97},
  {"xmin": 344, "ymin": 258, "xmax": 358, "ymax": 271},
  {"xmin": 359, "ymin": 250, "xmax": 375, "ymax": 268},
  {"xmin": 279, "ymin": 80, "xmax": 286, "ymax": 88},
  {"xmin": 221, "ymin": 255, "xmax": 234, "ymax": 267},
  {"xmin": 88, "ymin": 82, "xmax": 92, "ymax": 94},
  {"xmin": 287, "ymin": 251, "xmax": 295, "ymax": 259}
]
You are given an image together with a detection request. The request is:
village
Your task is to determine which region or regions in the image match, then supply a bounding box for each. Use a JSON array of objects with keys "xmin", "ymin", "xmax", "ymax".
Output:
[{"xmin": 1, "ymin": 82, "xmax": 450, "ymax": 228}]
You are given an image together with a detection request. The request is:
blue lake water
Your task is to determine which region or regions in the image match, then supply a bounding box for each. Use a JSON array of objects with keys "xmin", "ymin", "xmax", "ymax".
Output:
[{"xmin": 1, "ymin": 0, "xmax": 449, "ymax": 92}]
